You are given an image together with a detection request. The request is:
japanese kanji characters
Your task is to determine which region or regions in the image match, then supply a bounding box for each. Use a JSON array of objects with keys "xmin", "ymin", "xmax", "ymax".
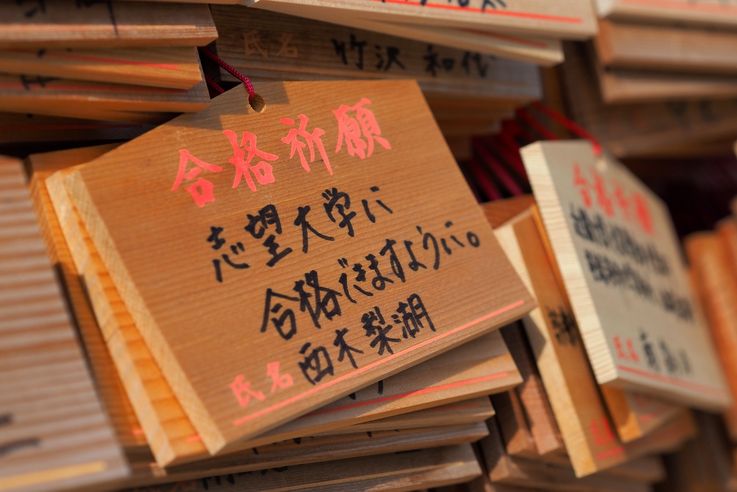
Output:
[
  {"xmin": 171, "ymin": 149, "xmax": 223, "ymax": 208},
  {"xmin": 281, "ymin": 114, "xmax": 332, "ymax": 175},
  {"xmin": 224, "ymin": 129, "xmax": 278, "ymax": 192},
  {"xmin": 334, "ymin": 98, "xmax": 391, "ymax": 160},
  {"xmin": 172, "ymin": 98, "xmax": 391, "ymax": 207},
  {"xmin": 572, "ymin": 162, "xmax": 654, "ymax": 235}
]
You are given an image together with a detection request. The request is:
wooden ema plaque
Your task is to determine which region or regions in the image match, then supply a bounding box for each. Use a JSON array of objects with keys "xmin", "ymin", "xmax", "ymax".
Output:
[
  {"xmin": 488, "ymin": 198, "xmax": 698, "ymax": 476},
  {"xmin": 480, "ymin": 418, "xmax": 654, "ymax": 492},
  {"xmin": 595, "ymin": 0, "xmax": 737, "ymax": 28},
  {"xmin": 499, "ymin": 324, "xmax": 564, "ymax": 457},
  {"xmin": 243, "ymin": 2, "xmax": 563, "ymax": 66},
  {"xmin": 64, "ymin": 80, "xmax": 534, "ymax": 453},
  {"xmin": 0, "ymin": 48, "xmax": 204, "ymax": 90},
  {"xmin": 686, "ymin": 228, "xmax": 737, "ymax": 444},
  {"xmin": 28, "ymin": 160, "xmax": 149, "ymax": 458},
  {"xmin": 138, "ymin": 444, "xmax": 481, "ymax": 492},
  {"xmin": 600, "ymin": 386, "xmax": 680, "ymax": 443},
  {"xmin": 0, "ymin": 1, "xmax": 217, "ymax": 49},
  {"xmin": 50, "ymin": 159, "xmax": 520, "ymax": 466},
  {"xmin": 0, "ymin": 74, "xmax": 208, "ymax": 115},
  {"xmin": 595, "ymin": 20, "xmax": 737, "ymax": 75},
  {"xmin": 489, "ymin": 200, "xmax": 629, "ymax": 476},
  {"xmin": 521, "ymin": 141, "xmax": 729, "ymax": 410},
  {"xmin": 0, "ymin": 157, "xmax": 129, "ymax": 492},
  {"xmin": 561, "ymin": 43, "xmax": 737, "ymax": 160},
  {"xmin": 332, "ymin": 397, "xmax": 494, "ymax": 433},
  {"xmin": 212, "ymin": 7, "xmax": 541, "ymax": 102},
  {"xmin": 594, "ymin": 66, "xmax": 737, "ymax": 104},
  {"xmin": 249, "ymin": 0, "xmax": 597, "ymax": 40}
]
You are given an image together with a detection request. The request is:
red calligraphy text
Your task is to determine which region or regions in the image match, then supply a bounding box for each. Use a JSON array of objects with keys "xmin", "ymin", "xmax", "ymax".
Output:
[
  {"xmin": 230, "ymin": 374, "xmax": 266, "ymax": 408},
  {"xmin": 334, "ymin": 97, "xmax": 391, "ymax": 160},
  {"xmin": 266, "ymin": 361, "xmax": 294, "ymax": 393},
  {"xmin": 171, "ymin": 149, "xmax": 224, "ymax": 208},
  {"xmin": 223, "ymin": 129, "xmax": 279, "ymax": 192},
  {"xmin": 280, "ymin": 114, "xmax": 333, "ymax": 175}
]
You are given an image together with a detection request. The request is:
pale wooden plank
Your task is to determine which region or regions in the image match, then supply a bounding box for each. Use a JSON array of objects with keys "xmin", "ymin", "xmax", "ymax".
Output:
[
  {"xmin": 133, "ymin": 444, "xmax": 481, "ymax": 491},
  {"xmin": 595, "ymin": 19, "xmax": 737, "ymax": 75},
  {"xmin": 249, "ymin": 1, "xmax": 563, "ymax": 65},
  {"xmin": 253, "ymin": 0, "xmax": 597, "ymax": 39},
  {"xmin": 0, "ymin": 1, "xmax": 217, "ymax": 48},
  {"xmin": 0, "ymin": 156, "xmax": 128, "ymax": 492},
  {"xmin": 521, "ymin": 140, "xmax": 729, "ymax": 409},
  {"xmin": 0, "ymin": 48, "xmax": 203, "ymax": 90},
  {"xmin": 0, "ymin": 75, "xmax": 209, "ymax": 114},
  {"xmin": 212, "ymin": 6, "xmax": 542, "ymax": 102}
]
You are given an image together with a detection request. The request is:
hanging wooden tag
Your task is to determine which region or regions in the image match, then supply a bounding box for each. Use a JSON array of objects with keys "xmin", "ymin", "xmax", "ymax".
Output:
[
  {"xmin": 64, "ymin": 79, "xmax": 534, "ymax": 453},
  {"xmin": 521, "ymin": 140, "xmax": 729, "ymax": 410}
]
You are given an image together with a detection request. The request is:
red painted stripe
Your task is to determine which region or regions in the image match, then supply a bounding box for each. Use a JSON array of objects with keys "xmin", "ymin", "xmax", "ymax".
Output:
[
  {"xmin": 308, "ymin": 371, "xmax": 511, "ymax": 416},
  {"xmin": 49, "ymin": 51, "xmax": 182, "ymax": 72},
  {"xmin": 617, "ymin": 364, "xmax": 724, "ymax": 395}
]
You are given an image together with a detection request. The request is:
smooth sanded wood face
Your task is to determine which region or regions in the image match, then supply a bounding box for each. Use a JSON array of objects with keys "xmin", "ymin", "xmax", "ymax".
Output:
[
  {"xmin": 64, "ymin": 80, "xmax": 534, "ymax": 453},
  {"xmin": 212, "ymin": 6, "xmax": 542, "ymax": 102},
  {"xmin": 521, "ymin": 141, "xmax": 729, "ymax": 410},
  {"xmin": 250, "ymin": 0, "xmax": 597, "ymax": 40},
  {"xmin": 0, "ymin": 157, "xmax": 129, "ymax": 492},
  {"xmin": 0, "ymin": 48, "xmax": 204, "ymax": 90}
]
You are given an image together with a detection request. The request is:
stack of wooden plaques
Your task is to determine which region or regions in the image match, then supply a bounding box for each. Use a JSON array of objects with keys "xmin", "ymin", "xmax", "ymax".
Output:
[
  {"xmin": 208, "ymin": 5, "xmax": 551, "ymax": 161},
  {"xmin": 4, "ymin": 3, "xmax": 737, "ymax": 491},
  {"xmin": 0, "ymin": 156, "xmax": 129, "ymax": 492},
  {"xmin": 593, "ymin": 20, "xmax": 737, "ymax": 104},
  {"xmin": 560, "ymin": 42, "xmax": 737, "ymax": 159},
  {"xmin": 558, "ymin": 0, "xmax": 737, "ymax": 158},
  {"xmin": 469, "ymin": 195, "xmax": 702, "ymax": 490},
  {"xmin": 0, "ymin": 1, "xmax": 218, "ymax": 148},
  {"xmin": 685, "ymin": 202, "xmax": 737, "ymax": 488},
  {"xmin": 10, "ymin": 78, "xmax": 540, "ymax": 490},
  {"xmin": 246, "ymin": 0, "xmax": 598, "ymax": 65},
  {"xmin": 156, "ymin": 193, "xmax": 719, "ymax": 492}
]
